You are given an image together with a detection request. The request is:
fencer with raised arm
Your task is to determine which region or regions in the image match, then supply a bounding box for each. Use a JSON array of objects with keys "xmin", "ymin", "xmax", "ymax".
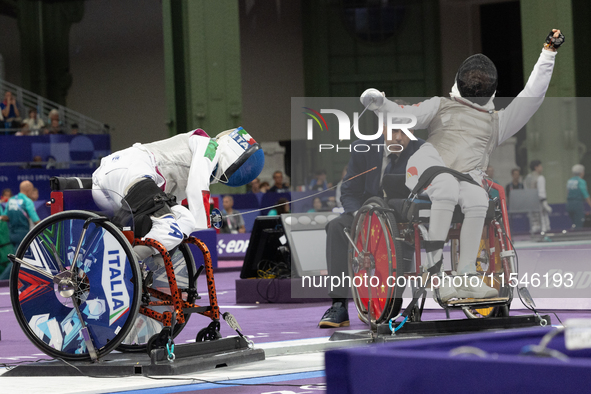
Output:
[{"xmin": 360, "ymin": 29, "xmax": 564, "ymax": 301}]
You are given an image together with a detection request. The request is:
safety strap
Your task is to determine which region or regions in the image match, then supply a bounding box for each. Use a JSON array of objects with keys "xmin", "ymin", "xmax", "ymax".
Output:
[
  {"xmin": 410, "ymin": 166, "xmax": 480, "ymax": 196},
  {"xmin": 423, "ymin": 240, "xmax": 445, "ymax": 253},
  {"xmin": 400, "ymin": 259, "xmax": 443, "ymax": 318}
]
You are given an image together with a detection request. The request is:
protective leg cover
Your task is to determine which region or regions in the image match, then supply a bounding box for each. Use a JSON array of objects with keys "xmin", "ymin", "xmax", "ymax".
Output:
[{"xmin": 457, "ymin": 182, "xmax": 489, "ymax": 274}]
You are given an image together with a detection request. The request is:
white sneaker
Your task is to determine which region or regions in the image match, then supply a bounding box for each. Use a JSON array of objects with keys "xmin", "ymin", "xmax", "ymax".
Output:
[
  {"xmin": 456, "ymin": 278, "xmax": 498, "ymax": 299},
  {"xmin": 436, "ymin": 283, "xmax": 458, "ymax": 302},
  {"xmin": 432, "ymin": 274, "xmax": 458, "ymax": 302}
]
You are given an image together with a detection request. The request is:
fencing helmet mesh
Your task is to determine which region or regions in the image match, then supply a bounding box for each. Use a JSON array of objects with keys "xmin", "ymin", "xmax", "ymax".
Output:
[
  {"xmin": 212, "ymin": 127, "xmax": 264, "ymax": 187},
  {"xmin": 456, "ymin": 54, "xmax": 498, "ymax": 106}
]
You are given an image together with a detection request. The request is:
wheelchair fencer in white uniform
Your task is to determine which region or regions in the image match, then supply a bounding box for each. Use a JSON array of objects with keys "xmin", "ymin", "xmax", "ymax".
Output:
[
  {"xmin": 92, "ymin": 127, "xmax": 265, "ymax": 259},
  {"xmin": 360, "ymin": 29, "xmax": 563, "ymax": 301}
]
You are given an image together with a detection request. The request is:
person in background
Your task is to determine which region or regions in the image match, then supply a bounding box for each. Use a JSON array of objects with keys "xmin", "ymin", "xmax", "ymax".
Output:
[
  {"xmin": 334, "ymin": 165, "xmax": 348, "ymax": 209},
  {"xmin": 31, "ymin": 187, "xmax": 39, "ymax": 202},
  {"xmin": 0, "ymin": 197, "xmax": 13, "ymax": 278},
  {"xmin": 22, "ymin": 108, "xmax": 44, "ymax": 134},
  {"xmin": 28, "ymin": 155, "xmax": 44, "ymax": 169},
  {"xmin": 566, "ymin": 164, "xmax": 591, "ymax": 229},
  {"xmin": 259, "ymin": 181, "xmax": 270, "ymax": 193},
  {"xmin": 319, "ymin": 126, "xmax": 424, "ymax": 328},
  {"xmin": 2, "ymin": 181, "xmax": 41, "ymax": 279},
  {"xmin": 308, "ymin": 197, "xmax": 323, "ymax": 213},
  {"xmin": 505, "ymin": 168, "xmax": 523, "ymax": 203},
  {"xmin": 220, "ymin": 195, "xmax": 246, "ymax": 234},
  {"xmin": 70, "ymin": 123, "xmax": 80, "ymax": 135},
  {"xmin": 308, "ymin": 170, "xmax": 328, "ymax": 192},
  {"xmin": 45, "ymin": 117, "xmax": 65, "ymax": 134},
  {"xmin": 1, "ymin": 188, "xmax": 12, "ymax": 203},
  {"xmin": 248, "ymin": 178, "xmax": 261, "ymax": 193},
  {"xmin": 524, "ymin": 160, "xmax": 552, "ymax": 237},
  {"xmin": 268, "ymin": 171, "xmax": 289, "ymax": 193},
  {"xmin": 1, "ymin": 90, "xmax": 22, "ymax": 130},
  {"xmin": 267, "ymin": 197, "xmax": 290, "ymax": 216},
  {"xmin": 485, "ymin": 165, "xmax": 500, "ymax": 200}
]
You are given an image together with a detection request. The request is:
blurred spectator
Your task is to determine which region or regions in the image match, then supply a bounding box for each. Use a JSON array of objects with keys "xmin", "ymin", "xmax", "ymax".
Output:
[
  {"xmin": 31, "ymin": 187, "xmax": 39, "ymax": 202},
  {"xmin": 566, "ymin": 164, "xmax": 591, "ymax": 229},
  {"xmin": 268, "ymin": 171, "xmax": 289, "ymax": 193},
  {"xmin": 267, "ymin": 197, "xmax": 290, "ymax": 216},
  {"xmin": 22, "ymin": 108, "xmax": 44, "ymax": 134},
  {"xmin": 29, "ymin": 155, "xmax": 44, "ymax": 169},
  {"xmin": 1, "ymin": 90, "xmax": 22, "ymax": 129},
  {"xmin": 308, "ymin": 197, "xmax": 323, "ymax": 213},
  {"xmin": 0, "ymin": 197, "xmax": 12, "ymax": 277},
  {"xmin": 45, "ymin": 117, "xmax": 65, "ymax": 134},
  {"xmin": 1, "ymin": 181, "xmax": 40, "ymax": 279},
  {"xmin": 260, "ymin": 181, "xmax": 270, "ymax": 193},
  {"xmin": 1, "ymin": 188, "xmax": 11, "ymax": 203},
  {"xmin": 16, "ymin": 123, "xmax": 31, "ymax": 136},
  {"xmin": 70, "ymin": 123, "xmax": 80, "ymax": 135},
  {"xmin": 308, "ymin": 170, "xmax": 328, "ymax": 192},
  {"xmin": 220, "ymin": 195, "xmax": 245, "ymax": 234},
  {"xmin": 505, "ymin": 168, "xmax": 523, "ymax": 202},
  {"xmin": 485, "ymin": 165, "xmax": 500, "ymax": 200},
  {"xmin": 248, "ymin": 178, "xmax": 261, "ymax": 193},
  {"xmin": 48, "ymin": 108, "xmax": 60, "ymax": 122},
  {"xmin": 524, "ymin": 160, "xmax": 552, "ymax": 237},
  {"xmin": 334, "ymin": 166, "xmax": 348, "ymax": 209}
]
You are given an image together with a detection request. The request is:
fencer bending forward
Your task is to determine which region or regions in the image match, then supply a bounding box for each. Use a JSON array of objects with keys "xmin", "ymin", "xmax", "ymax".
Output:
[
  {"xmin": 92, "ymin": 127, "xmax": 264, "ymax": 260},
  {"xmin": 361, "ymin": 29, "xmax": 564, "ymax": 301}
]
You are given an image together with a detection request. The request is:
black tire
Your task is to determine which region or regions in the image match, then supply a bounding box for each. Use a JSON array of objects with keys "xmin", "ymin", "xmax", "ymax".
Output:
[
  {"xmin": 349, "ymin": 197, "xmax": 405, "ymax": 326},
  {"xmin": 117, "ymin": 243, "xmax": 197, "ymax": 352},
  {"xmin": 10, "ymin": 210, "xmax": 142, "ymax": 361}
]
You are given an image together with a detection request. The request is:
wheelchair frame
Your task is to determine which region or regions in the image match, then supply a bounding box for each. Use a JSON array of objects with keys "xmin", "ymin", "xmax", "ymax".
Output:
[
  {"xmin": 350, "ymin": 179, "xmax": 517, "ymax": 327},
  {"xmin": 8, "ymin": 181, "xmax": 227, "ymax": 362}
]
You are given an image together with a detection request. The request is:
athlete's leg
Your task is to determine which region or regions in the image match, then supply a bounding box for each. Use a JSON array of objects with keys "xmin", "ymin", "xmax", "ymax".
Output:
[
  {"xmin": 456, "ymin": 181, "xmax": 498, "ymax": 298},
  {"xmin": 457, "ymin": 182, "xmax": 489, "ymax": 275}
]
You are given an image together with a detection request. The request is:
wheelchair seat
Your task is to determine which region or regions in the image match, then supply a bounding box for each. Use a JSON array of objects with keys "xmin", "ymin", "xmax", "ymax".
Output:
[{"xmin": 382, "ymin": 173, "xmax": 495, "ymax": 224}]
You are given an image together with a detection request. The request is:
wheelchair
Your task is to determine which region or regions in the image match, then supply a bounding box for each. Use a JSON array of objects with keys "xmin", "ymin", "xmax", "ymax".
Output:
[
  {"xmin": 8, "ymin": 177, "xmax": 227, "ymax": 362},
  {"xmin": 348, "ymin": 173, "xmax": 516, "ymax": 328}
]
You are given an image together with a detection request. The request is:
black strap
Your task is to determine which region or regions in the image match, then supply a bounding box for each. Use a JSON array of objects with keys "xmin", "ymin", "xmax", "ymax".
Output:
[
  {"xmin": 423, "ymin": 240, "xmax": 445, "ymax": 253},
  {"xmin": 410, "ymin": 166, "xmax": 480, "ymax": 196},
  {"xmin": 400, "ymin": 259, "xmax": 443, "ymax": 318}
]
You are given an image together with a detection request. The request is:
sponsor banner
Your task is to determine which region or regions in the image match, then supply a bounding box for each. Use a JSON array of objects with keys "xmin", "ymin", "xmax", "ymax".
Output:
[{"xmin": 217, "ymin": 233, "xmax": 250, "ymax": 260}]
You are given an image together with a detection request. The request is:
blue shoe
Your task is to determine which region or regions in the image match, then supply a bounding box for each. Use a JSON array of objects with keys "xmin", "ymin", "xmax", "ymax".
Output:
[{"xmin": 318, "ymin": 302, "xmax": 350, "ymax": 328}]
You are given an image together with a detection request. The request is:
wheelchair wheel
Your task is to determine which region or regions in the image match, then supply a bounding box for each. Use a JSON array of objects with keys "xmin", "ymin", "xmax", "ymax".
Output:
[
  {"xmin": 10, "ymin": 210, "xmax": 142, "ymax": 361},
  {"xmin": 349, "ymin": 197, "xmax": 404, "ymax": 326},
  {"xmin": 117, "ymin": 243, "xmax": 197, "ymax": 352}
]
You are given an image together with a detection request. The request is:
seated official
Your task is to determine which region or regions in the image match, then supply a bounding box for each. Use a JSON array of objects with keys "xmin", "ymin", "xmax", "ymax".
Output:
[{"xmin": 319, "ymin": 126, "xmax": 424, "ymax": 328}]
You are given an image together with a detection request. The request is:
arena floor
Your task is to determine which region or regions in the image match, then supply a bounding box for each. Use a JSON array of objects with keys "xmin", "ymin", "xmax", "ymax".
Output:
[{"xmin": 1, "ymin": 237, "xmax": 590, "ymax": 393}]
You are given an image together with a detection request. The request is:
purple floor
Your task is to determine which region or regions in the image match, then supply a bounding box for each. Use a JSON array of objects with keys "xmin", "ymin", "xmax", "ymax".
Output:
[{"xmin": 2, "ymin": 268, "xmax": 591, "ymax": 362}]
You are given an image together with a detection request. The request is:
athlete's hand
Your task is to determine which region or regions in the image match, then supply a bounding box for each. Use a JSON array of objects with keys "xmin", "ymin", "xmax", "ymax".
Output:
[
  {"xmin": 360, "ymin": 88, "xmax": 385, "ymax": 111},
  {"xmin": 544, "ymin": 29, "xmax": 564, "ymax": 51}
]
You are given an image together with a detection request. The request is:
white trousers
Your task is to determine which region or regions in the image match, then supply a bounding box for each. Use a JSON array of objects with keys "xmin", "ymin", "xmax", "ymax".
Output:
[
  {"xmin": 405, "ymin": 144, "xmax": 489, "ymax": 274},
  {"xmin": 92, "ymin": 147, "xmax": 196, "ymax": 253}
]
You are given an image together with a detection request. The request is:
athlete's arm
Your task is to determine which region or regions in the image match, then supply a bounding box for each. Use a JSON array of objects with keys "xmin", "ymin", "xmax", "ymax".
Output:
[
  {"xmin": 498, "ymin": 30, "xmax": 562, "ymax": 144},
  {"xmin": 186, "ymin": 136, "xmax": 218, "ymax": 230}
]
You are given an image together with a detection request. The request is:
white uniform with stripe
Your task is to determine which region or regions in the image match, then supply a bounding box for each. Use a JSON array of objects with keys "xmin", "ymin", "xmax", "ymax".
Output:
[{"xmin": 92, "ymin": 129, "xmax": 217, "ymax": 252}]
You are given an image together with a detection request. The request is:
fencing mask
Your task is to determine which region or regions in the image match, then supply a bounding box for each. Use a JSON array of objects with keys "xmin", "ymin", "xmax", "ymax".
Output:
[{"xmin": 456, "ymin": 54, "xmax": 498, "ymax": 106}]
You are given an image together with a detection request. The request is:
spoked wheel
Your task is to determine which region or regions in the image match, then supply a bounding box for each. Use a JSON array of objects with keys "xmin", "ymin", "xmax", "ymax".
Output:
[
  {"xmin": 118, "ymin": 243, "xmax": 197, "ymax": 352},
  {"xmin": 10, "ymin": 210, "xmax": 142, "ymax": 361},
  {"xmin": 455, "ymin": 223, "xmax": 512, "ymax": 319},
  {"xmin": 350, "ymin": 197, "xmax": 404, "ymax": 326}
]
